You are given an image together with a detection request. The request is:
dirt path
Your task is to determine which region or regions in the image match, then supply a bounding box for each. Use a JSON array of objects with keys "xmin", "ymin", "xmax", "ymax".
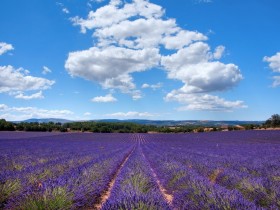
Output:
[
  {"xmin": 93, "ymin": 147, "xmax": 135, "ymax": 210},
  {"xmin": 141, "ymin": 151, "xmax": 173, "ymax": 205},
  {"xmin": 138, "ymin": 134, "xmax": 174, "ymax": 208}
]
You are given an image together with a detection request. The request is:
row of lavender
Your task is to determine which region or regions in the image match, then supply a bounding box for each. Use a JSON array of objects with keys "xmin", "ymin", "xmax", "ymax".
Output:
[
  {"xmin": 102, "ymin": 144, "xmax": 171, "ymax": 209},
  {"xmin": 1, "ymin": 130, "xmax": 280, "ymax": 209},
  {"xmin": 0, "ymin": 133, "xmax": 135, "ymax": 209},
  {"xmin": 141, "ymin": 130, "xmax": 280, "ymax": 209}
]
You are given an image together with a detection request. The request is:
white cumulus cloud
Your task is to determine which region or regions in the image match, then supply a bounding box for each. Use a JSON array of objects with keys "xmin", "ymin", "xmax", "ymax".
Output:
[
  {"xmin": 0, "ymin": 65, "xmax": 55, "ymax": 92},
  {"xmin": 65, "ymin": 46, "xmax": 160, "ymax": 97},
  {"xmin": 91, "ymin": 0, "xmax": 105, "ymax": 3},
  {"xmin": 14, "ymin": 91, "xmax": 44, "ymax": 100},
  {"xmin": 161, "ymin": 42, "xmax": 243, "ymax": 94},
  {"xmin": 161, "ymin": 30, "xmax": 207, "ymax": 50},
  {"xmin": 141, "ymin": 83, "xmax": 150, "ymax": 89},
  {"xmin": 264, "ymin": 52, "xmax": 280, "ymax": 87},
  {"xmin": 165, "ymin": 90, "xmax": 247, "ymax": 112},
  {"xmin": 0, "ymin": 104, "xmax": 8, "ymax": 111},
  {"xmin": 62, "ymin": 8, "xmax": 70, "ymax": 14},
  {"xmin": 213, "ymin": 45, "xmax": 225, "ymax": 59},
  {"xmin": 196, "ymin": 0, "xmax": 212, "ymax": 3},
  {"xmin": 0, "ymin": 65, "xmax": 55, "ymax": 98},
  {"xmin": 56, "ymin": 2, "xmax": 70, "ymax": 14},
  {"xmin": 71, "ymin": 0, "xmax": 164, "ymax": 33},
  {"xmin": 84, "ymin": 112, "xmax": 92, "ymax": 116},
  {"xmin": 105, "ymin": 111, "xmax": 156, "ymax": 118},
  {"xmin": 67, "ymin": 0, "xmax": 207, "ymax": 100},
  {"xmin": 0, "ymin": 104, "xmax": 74, "ymax": 121},
  {"xmin": 91, "ymin": 94, "xmax": 117, "ymax": 102},
  {"xmin": 272, "ymin": 76, "xmax": 280, "ymax": 87},
  {"xmin": 263, "ymin": 52, "xmax": 280, "ymax": 73},
  {"xmin": 67, "ymin": 0, "xmax": 245, "ymax": 110},
  {"xmin": 141, "ymin": 82, "xmax": 162, "ymax": 90},
  {"xmin": 42, "ymin": 66, "xmax": 52, "ymax": 75},
  {"xmin": 0, "ymin": 42, "xmax": 14, "ymax": 55}
]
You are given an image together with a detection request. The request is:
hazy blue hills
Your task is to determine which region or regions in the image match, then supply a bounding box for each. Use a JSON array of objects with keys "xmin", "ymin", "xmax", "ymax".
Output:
[
  {"xmin": 16, "ymin": 118, "xmax": 72, "ymax": 124},
  {"xmin": 12, "ymin": 118, "xmax": 264, "ymax": 126},
  {"xmin": 95, "ymin": 119, "xmax": 263, "ymax": 126}
]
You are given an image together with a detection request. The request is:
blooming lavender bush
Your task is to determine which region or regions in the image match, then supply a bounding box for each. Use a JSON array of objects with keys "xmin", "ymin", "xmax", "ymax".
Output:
[{"xmin": 0, "ymin": 130, "xmax": 280, "ymax": 209}]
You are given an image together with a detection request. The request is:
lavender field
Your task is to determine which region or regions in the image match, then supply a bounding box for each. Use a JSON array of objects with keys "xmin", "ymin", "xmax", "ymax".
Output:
[{"xmin": 1, "ymin": 131, "xmax": 280, "ymax": 209}]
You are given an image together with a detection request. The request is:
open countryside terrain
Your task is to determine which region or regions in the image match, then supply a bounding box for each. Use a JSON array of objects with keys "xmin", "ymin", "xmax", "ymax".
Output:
[
  {"xmin": 1, "ymin": 1, "xmax": 280, "ymax": 209},
  {"xmin": 1, "ymin": 131, "xmax": 280, "ymax": 209}
]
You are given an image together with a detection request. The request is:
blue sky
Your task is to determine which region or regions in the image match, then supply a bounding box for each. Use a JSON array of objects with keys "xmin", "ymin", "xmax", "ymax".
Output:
[{"xmin": 0, "ymin": 0, "xmax": 280, "ymax": 121}]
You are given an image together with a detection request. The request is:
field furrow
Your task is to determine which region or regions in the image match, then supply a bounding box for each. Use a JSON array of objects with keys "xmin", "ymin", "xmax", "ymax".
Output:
[
  {"xmin": 102, "ymin": 136, "xmax": 170, "ymax": 209},
  {"xmin": 140, "ymin": 145, "xmax": 174, "ymax": 207},
  {"xmin": 1, "ymin": 131, "xmax": 280, "ymax": 209},
  {"xmin": 94, "ymin": 146, "xmax": 135, "ymax": 210}
]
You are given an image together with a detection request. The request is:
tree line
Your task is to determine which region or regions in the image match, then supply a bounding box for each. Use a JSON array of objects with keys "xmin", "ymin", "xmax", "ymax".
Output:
[
  {"xmin": 0, "ymin": 114, "xmax": 279, "ymax": 133},
  {"xmin": 0, "ymin": 119, "xmax": 212, "ymax": 133},
  {"xmin": 263, "ymin": 114, "xmax": 280, "ymax": 128},
  {"xmin": 0, "ymin": 120, "xmax": 209, "ymax": 133}
]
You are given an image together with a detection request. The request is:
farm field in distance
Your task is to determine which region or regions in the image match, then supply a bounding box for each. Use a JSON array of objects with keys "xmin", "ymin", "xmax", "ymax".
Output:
[{"xmin": 1, "ymin": 130, "xmax": 280, "ymax": 209}]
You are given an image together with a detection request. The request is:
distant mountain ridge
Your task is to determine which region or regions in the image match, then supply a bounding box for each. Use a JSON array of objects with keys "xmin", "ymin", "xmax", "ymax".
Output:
[
  {"xmin": 13, "ymin": 118, "xmax": 264, "ymax": 126},
  {"xmin": 95, "ymin": 119, "xmax": 264, "ymax": 126},
  {"xmin": 17, "ymin": 118, "xmax": 72, "ymax": 124}
]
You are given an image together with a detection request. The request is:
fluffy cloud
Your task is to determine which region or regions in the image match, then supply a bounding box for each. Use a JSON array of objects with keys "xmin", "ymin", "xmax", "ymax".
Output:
[
  {"xmin": 161, "ymin": 30, "xmax": 207, "ymax": 50},
  {"xmin": 62, "ymin": 8, "xmax": 70, "ymax": 14},
  {"xmin": 161, "ymin": 41, "xmax": 244, "ymax": 111},
  {"xmin": 14, "ymin": 91, "xmax": 44, "ymax": 100},
  {"xmin": 0, "ymin": 42, "xmax": 14, "ymax": 55},
  {"xmin": 0, "ymin": 104, "xmax": 74, "ymax": 121},
  {"xmin": 0, "ymin": 104, "xmax": 8, "ymax": 111},
  {"xmin": 264, "ymin": 52, "xmax": 280, "ymax": 87},
  {"xmin": 105, "ymin": 111, "xmax": 156, "ymax": 118},
  {"xmin": 263, "ymin": 52, "xmax": 280, "ymax": 73},
  {"xmin": 141, "ymin": 82, "xmax": 162, "ymax": 90},
  {"xmin": 0, "ymin": 65, "xmax": 55, "ymax": 98},
  {"xmin": 94, "ymin": 18, "xmax": 179, "ymax": 48},
  {"xmin": 91, "ymin": 94, "xmax": 117, "ymax": 102},
  {"xmin": 196, "ymin": 0, "xmax": 212, "ymax": 3},
  {"xmin": 67, "ymin": 0, "xmax": 244, "ymax": 110},
  {"xmin": 162, "ymin": 42, "xmax": 243, "ymax": 94},
  {"xmin": 130, "ymin": 90, "xmax": 143, "ymax": 100},
  {"xmin": 0, "ymin": 43, "xmax": 53, "ymax": 100},
  {"xmin": 91, "ymin": 0, "xmax": 105, "ymax": 3},
  {"xmin": 71, "ymin": 0, "xmax": 164, "ymax": 33},
  {"xmin": 67, "ymin": 0, "xmax": 207, "ymax": 100},
  {"xmin": 66, "ymin": 46, "xmax": 159, "ymax": 82},
  {"xmin": 165, "ymin": 90, "xmax": 246, "ymax": 111},
  {"xmin": 213, "ymin": 45, "xmax": 225, "ymax": 59},
  {"xmin": 141, "ymin": 84, "xmax": 150, "ymax": 89},
  {"xmin": 42, "ymin": 66, "xmax": 52, "ymax": 75},
  {"xmin": 56, "ymin": 2, "xmax": 70, "ymax": 14},
  {"xmin": 272, "ymin": 76, "xmax": 280, "ymax": 87},
  {"xmin": 84, "ymin": 112, "xmax": 92, "ymax": 116},
  {"xmin": 65, "ymin": 46, "xmax": 160, "ymax": 95}
]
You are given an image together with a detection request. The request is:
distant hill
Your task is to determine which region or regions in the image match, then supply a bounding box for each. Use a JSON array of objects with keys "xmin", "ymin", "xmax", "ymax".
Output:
[
  {"xmin": 14, "ymin": 118, "xmax": 264, "ymax": 126},
  {"xmin": 92, "ymin": 119, "xmax": 264, "ymax": 126},
  {"xmin": 18, "ymin": 118, "xmax": 72, "ymax": 124}
]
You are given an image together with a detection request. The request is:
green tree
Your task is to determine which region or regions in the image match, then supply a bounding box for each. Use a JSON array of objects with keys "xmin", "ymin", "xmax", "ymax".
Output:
[
  {"xmin": 0, "ymin": 119, "xmax": 15, "ymax": 131},
  {"xmin": 265, "ymin": 114, "xmax": 280, "ymax": 127}
]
